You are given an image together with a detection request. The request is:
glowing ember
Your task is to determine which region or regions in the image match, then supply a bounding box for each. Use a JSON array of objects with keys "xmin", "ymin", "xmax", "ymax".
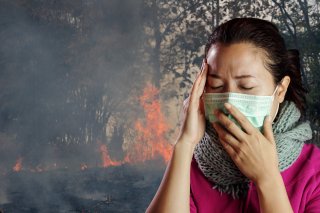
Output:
[
  {"xmin": 13, "ymin": 157, "xmax": 22, "ymax": 172},
  {"xmin": 80, "ymin": 163, "xmax": 88, "ymax": 170},
  {"xmin": 99, "ymin": 143, "xmax": 122, "ymax": 167}
]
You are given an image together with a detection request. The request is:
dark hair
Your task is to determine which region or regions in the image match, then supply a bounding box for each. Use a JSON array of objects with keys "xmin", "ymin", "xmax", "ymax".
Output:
[{"xmin": 204, "ymin": 17, "xmax": 308, "ymax": 114}]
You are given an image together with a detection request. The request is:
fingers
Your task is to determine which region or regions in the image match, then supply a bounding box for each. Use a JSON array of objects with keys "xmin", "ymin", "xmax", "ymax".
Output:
[
  {"xmin": 262, "ymin": 115, "xmax": 275, "ymax": 144},
  {"xmin": 213, "ymin": 108, "xmax": 247, "ymax": 142},
  {"xmin": 223, "ymin": 103, "xmax": 255, "ymax": 135},
  {"xmin": 198, "ymin": 59, "xmax": 207, "ymax": 94},
  {"xmin": 189, "ymin": 59, "xmax": 208, "ymax": 111},
  {"xmin": 213, "ymin": 122, "xmax": 241, "ymax": 152},
  {"xmin": 220, "ymin": 138, "xmax": 238, "ymax": 160},
  {"xmin": 194, "ymin": 59, "xmax": 207, "ymax": 97},
  {"xmin": 183, "ymin": 96, "xmax": 190, "ymax": 112}
]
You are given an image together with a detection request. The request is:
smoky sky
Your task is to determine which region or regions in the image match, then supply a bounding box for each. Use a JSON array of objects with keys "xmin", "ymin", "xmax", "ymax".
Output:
[
  {"xmin": 0, "ymin": 1, "xmax": 162, "ymax": 211},
  {"xmin": 0, "ymin": 0, "xmax": 148, "ymax": 168},
  {"xmin": 1, "ymin": 0, "xmax": 320, "ymax": 212}
]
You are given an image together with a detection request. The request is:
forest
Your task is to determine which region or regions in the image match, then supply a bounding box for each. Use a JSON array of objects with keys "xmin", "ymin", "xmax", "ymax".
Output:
[{"xmin": 0, "ymin": 0, "xmax": 319, "ymax": 212}]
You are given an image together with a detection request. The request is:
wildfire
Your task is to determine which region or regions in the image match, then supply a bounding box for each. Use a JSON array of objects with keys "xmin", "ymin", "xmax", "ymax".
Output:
[
  {"xmin": 9, "ymin": 82, "xmax": 173, "ymax": 173},
  {"xmin": 13, "ymin": 157, "xmax": 22, "ymax": 172},
  {"xmin": 12, "ymin": 161, "xmax": 63, "ymax": 173},
  {"xmin": 98, "ymin": 82, "xmax": 173, "ymax": 168},
  {"xmin": 99, "ymin": 143, "xmax": 122, "ymax": 167},
  {"xmin": 131, "ymin": 82, "xmax": 172, "ymax": 164}
]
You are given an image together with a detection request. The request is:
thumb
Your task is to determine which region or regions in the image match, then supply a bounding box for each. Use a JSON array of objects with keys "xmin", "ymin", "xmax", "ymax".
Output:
[{"xmin": 263, "ymin": 115, "xmax": 275, "ymax": 143}]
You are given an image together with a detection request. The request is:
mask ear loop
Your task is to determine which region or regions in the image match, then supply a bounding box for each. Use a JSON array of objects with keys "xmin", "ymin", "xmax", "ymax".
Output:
[
  {"xmin": 270, "ymin": 80, "xmax": 282, "ymax": 123},
  {"xmin": 271, "ymin": 85, "xmax": 279, "ymax": 100}
]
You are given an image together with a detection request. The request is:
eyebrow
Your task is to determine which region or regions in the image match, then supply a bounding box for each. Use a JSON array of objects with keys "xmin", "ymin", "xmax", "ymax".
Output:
[
  {"xmin": 208, "ymin": 73, "xmax": 256, "ymax": 79},
  {"xmin": 236, "ymin": 75, "xmax": 256, "ymax": 79}
]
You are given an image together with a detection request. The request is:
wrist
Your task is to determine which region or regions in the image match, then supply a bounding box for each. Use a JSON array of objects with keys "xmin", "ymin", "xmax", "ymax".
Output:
[
  {"xmin": 256, "ymin": 170, "xmax": 283, "ymax": 190},
  {"xmin": 174, "ymin": 137, "xmax": 196, "ymax": 158},
  {"xmin": 255, "ymin": 170, "xmax": 293, "ymax": 213}
]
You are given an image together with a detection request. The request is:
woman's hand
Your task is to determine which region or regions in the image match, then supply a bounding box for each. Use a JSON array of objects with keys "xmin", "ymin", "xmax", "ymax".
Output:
[
  {"xmin": 212, "ymin": 102, "xmax": 280, "ymax": 185},
  {"xmin": 177, "ymin": 59, "xmax": 208, "ymax": 149},
  {"xmin": 146, "ymin": 61, "xmax": 208, "ymax": 213}
]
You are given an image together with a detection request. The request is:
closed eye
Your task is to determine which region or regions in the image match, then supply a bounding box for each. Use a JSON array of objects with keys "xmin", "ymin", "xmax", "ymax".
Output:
[
  {"xmin": 210, "ymin": 86, "xmax": 223, "ymax": 89},
  {"xmin": 241, "ymin": 86, "xmax": 255, "ymax": 90}
]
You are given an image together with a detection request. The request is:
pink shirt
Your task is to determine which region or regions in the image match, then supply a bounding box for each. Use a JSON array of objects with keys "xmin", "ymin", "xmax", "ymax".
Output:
[{"xmin": 190, "ymin": 143, "xmax": 320, "ymax": 213}]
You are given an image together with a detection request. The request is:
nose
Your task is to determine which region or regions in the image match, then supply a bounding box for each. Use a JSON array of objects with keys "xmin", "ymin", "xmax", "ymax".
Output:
[{"xmin": 222, "ymin": 84, "xmax": 238, "ymax": 93}]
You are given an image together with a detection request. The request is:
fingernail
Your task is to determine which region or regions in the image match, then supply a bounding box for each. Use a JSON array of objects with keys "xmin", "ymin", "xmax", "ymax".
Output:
[{"xmin": 224, "ymin": 103, "xmax": 231, "ymax": 109}]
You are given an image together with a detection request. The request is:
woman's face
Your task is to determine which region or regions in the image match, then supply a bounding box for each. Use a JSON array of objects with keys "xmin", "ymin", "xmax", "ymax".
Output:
[{"xmin": 205, "ymin": 42, "xmax": 290, "ymax": 122}]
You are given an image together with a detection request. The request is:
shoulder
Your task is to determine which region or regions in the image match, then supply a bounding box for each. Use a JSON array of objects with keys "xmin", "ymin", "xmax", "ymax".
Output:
[
  {"xmin": 304, "ymin": 143, "xmax": 320, "ymax": 183},
  {"xmin": 293, "ymin": 143, "xmax": 320, "ymax": 187},
  {"xmin": 291, "ymin": 143, "xmax": 320, "ymax": 170},
  {"xmin": 302, "ymin": 143, "xmax": 320, "ymax": 211},
  {"xmin": 302, "ymin": 143, "xmax": 320, "ymax": 169},
  {"xmin": 286, "ymin": 143, "xmax": 320, "ymax": 177}
]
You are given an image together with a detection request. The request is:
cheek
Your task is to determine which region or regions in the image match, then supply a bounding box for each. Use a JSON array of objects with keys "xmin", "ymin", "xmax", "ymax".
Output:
[
  {"xmin": 254, "ymin": 78, "xmax": 275, "ymax": 95},
  {"xmin": 258, "ymin": 72, "xmax": 277, "ymax": 93}
]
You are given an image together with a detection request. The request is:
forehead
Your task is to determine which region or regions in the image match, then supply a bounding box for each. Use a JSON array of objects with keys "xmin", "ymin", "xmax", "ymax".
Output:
[{"xmin": 206, "ymin": 42, "xmax": 269, "ymax": 77}]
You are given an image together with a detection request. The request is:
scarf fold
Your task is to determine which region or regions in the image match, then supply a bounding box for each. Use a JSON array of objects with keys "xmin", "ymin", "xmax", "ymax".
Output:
[{"xmin": 193, "ymin": 100, "xmax": 313, "ymax": 199}]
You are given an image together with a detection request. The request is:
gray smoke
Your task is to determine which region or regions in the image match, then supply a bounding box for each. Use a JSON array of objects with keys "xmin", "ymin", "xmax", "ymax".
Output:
[{"xmin": 0, "ymin": 0, "xmax": 164, "ymax": 212}]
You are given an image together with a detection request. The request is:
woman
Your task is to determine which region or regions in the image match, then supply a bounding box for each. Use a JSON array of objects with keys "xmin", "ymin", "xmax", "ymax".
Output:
[{"xmin": 146, "ymin": 18, "xmax": 320, "ymax": 213}]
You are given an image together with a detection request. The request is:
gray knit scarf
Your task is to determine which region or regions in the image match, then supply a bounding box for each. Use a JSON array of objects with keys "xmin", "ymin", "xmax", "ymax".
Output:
[{"xmin": 193, "ymin": 100, "xmax": 313, "ymax": 199}]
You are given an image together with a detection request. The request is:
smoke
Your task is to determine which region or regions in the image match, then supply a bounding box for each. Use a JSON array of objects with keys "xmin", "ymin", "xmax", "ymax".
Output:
[
  {"xmin": 0, "ymin": 0, "xmax": 147, "ymax": 166},
  {"xmin": 0, "ymin": 0, "xmax": 167, "ymax": 212}
]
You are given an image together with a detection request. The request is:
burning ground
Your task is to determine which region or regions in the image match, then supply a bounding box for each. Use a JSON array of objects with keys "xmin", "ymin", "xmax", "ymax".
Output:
[
  {"xmin": 0, "ymin": 82, "xmax": 175, "ymax": 212},
  {"xmin": 0, "ymin": 158, "xmax": 166, "ymax": 212},
  {"xmin": 0, "ymin": 1, "xmax": 188, "ymax": 212}
]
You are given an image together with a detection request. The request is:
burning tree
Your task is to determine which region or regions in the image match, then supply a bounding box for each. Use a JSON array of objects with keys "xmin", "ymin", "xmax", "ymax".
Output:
[{"xmin": 131, "ymin": 82, "xmax": 172, "ymax": 163}]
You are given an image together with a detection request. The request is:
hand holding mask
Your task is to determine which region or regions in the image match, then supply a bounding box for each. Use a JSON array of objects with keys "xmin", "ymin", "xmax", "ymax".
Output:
[{"xmin": 204, "ymin": 84, "xmax": 280, "ymax": 132}]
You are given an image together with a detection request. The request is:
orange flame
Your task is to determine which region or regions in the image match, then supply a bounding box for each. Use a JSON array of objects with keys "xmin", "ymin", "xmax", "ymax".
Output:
[
  {"xmin": 13, "ymin": 157, "xmax": 22, "ymax": 172},
  {"xmin": 99, "ymin": 143, "xmax": 122, "ymax": 167},
  {"xmin": 97, "ymin": 82, "xmax": 172, "ymax": 167},
  {"xmin": 9, "ymin": 83, "xmax": 173, "ymax": 172},
  {"xmin": 131, "ymin": 82, "xmax": 172, "ymax": 163}
]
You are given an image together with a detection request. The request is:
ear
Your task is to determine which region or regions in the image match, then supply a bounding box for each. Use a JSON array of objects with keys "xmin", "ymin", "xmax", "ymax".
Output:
[{"xmin": 277, "ymin": 75, "xmax": 290, "ymax": 103}]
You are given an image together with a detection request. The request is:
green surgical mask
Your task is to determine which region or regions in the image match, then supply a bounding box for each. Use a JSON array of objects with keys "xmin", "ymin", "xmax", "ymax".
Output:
[{"xmin": 204, "ymin": 84, "xmax": 280, "ymax": 132}]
